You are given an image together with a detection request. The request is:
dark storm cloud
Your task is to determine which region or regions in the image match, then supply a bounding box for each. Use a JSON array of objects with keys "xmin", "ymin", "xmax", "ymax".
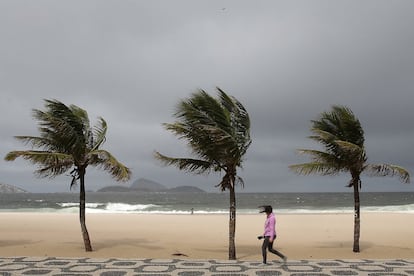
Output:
[{"xmin": 1, "ymin": 1, "xmax": 413, "ymax": 193}]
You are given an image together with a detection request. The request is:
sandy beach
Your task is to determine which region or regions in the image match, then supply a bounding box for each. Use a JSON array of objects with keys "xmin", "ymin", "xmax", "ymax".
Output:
[{"xmin": 0, "ymin": 212, "xmax": 413, "ymax": 260}]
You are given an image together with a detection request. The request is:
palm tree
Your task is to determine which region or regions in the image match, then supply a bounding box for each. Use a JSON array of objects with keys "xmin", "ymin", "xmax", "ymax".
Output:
[
  {"xmin": 4, "ymin": 99, "xmax": 131, "ymax": 251},
  {"xmin": 289, "ymin": 105, "xmax": 410, "ymax": 252},
  {"xmin": 154, "ymin": 88, "xmax": 251, "ymax": 260}
]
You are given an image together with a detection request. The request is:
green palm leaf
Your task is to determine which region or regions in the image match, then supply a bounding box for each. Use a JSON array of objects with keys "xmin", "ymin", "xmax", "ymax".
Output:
[
  {"xmin": 154, "ymin": 151, "xmax": 217, "ymax": 174},
  {"xmin": 365, "ymin": 164, "xmax": 410, "ymax": 183},
  {"xmin": 289, "ymin": 162, "xmax": 341, "ymax": 176},
  {"xmin": 91, "ymin": 117, "xmax": 107, "ymax": 151},
  {"xmin": 88, "ymin": 149, "xmax": 131, "ymax": 181}
]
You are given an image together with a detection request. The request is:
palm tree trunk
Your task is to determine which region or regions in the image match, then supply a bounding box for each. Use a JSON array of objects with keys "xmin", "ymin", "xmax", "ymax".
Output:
[
  {"xmin": 79, "ymin": 169, "xmax": 93, "ymax": 251},
  {"xmin": 228, "ymin": 185, "xmax": 236, "ymax": 260},
  {"xmin": 352, "ymin": 177, "xmax": 360, "ymax": 253}
]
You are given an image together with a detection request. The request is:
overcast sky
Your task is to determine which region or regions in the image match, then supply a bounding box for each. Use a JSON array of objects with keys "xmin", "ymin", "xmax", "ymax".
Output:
[{"xmin": 1, "ymin": 1, "xmax": 413, "ymax": 193}]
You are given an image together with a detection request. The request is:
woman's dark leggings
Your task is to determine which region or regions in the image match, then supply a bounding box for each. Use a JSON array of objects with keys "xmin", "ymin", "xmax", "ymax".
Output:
[{"xmin": 262, "ymin": 236, "xmax": 285, "ymax": 263}]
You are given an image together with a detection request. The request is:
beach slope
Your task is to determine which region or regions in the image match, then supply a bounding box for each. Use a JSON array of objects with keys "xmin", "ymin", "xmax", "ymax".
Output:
[{"xmin": 0, "ymin": 213, "xmax": 413, "ymax": 260}]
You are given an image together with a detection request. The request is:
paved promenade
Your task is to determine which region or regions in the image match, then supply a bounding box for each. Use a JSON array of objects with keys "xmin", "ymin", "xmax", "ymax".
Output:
[{"xmin": 1, "ymin": 257, "xmax": 414, "ymax": 275}]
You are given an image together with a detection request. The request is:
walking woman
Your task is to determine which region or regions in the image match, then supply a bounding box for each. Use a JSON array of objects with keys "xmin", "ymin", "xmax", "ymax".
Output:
[{"xmin": 259, "ymin": 205, "xmax": 287, "ymax": 264}]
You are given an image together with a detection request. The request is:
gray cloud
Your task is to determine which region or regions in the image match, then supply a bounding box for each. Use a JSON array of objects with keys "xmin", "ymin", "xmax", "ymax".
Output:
[{"xmin": 1, "ymin": 0, "xmax": 413, "ymax": 193}]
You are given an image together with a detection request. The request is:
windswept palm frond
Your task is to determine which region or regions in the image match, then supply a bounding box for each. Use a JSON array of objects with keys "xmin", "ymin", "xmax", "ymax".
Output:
[
  {"xmin": 365, "ymin": 164, "xmax": 410, "ymax": 183},
  {"xmin": 163, "ymin": 122, "xmax": 226, "ymax": 163},
  {"xmin": 163, "ymin": 89, "xmax": 251, "ymax": 169},
  {"xmin": 311, "ymin": 105, "xmax": 364, "ymax": 147},
  {"xmin": 217, "ymin": 88, "xmax": 250, "ymax": 128},
  {"xmin": 335, "ymin": 140, "xmax": 364, "ymax": 153},
  {"xmin": 4, "ymin": 150, "xmax": 73, "ymax": 177},
  {"xmin": 292, "ymin": 106, "xmax": 366, "ymax": 176},
  {"xmin": 163, "ymin": 122, "xmax": 190, "ymax": 140},
  {"xmin": 335, "ymin": 140, "xmax": 367, "ymax": 164},
  {"xmin": 177, "ymin": 90, "xmax": 230, "ymax": 134},
  {"xmin": 154, "ymin": 151, "xmax": 217, "ymax": 174},
  {"xmin": 91, "ymin": 117, "xmax": 107, "ymax": 151},
  {"xmin": 69, "ymin": 103, "xmax": 90, "ymax": 126},
  {"xmin": 12, "ymin": 136, "xmax": 54, "ymax": 150},
  {"xmin": 308, "ymin": 129, "xmax": 347, "ymax": 162},
  {"xmin": 217, "ymin": 88, "xmax": 251, "ymax": 157},
  {"xmin": 309, "ymin": 129, "xmax": 337, "ymax": 146},
  {"xmin": 33, "ymin": 104, "xmax": 86, "ymax": 156},
  {"xmin": 158, "ymin": 88, "xmax": 251, "ymax": 176},
  {"xmin": 296, "ymin": 148, "xmax": 339, "ymax": 163},
  {"xmin": 199, "ymin": 124, "xmax": 238, "ymax": 156},
  {"xmin": 42, "ymin": 100, "xmax": 86, "ymax": 137},
  {"xmin": 88, "ymin": 149, "xmax": 131, "ymax": 181},
  {"xmin": 289, "ymin": 162, "xmax": 342, "ymax": 176}
]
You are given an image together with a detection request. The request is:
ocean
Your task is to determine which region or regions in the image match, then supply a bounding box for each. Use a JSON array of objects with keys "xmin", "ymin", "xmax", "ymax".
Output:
[{"xmin": 0, "ymin": 192, "xmax": 414, "ymax": 214}]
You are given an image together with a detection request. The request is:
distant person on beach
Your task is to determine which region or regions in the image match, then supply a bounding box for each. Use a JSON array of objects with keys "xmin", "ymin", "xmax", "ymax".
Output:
[{"xmin": 258, "ymin": 205, "xmax": 287, "ymax": 264}]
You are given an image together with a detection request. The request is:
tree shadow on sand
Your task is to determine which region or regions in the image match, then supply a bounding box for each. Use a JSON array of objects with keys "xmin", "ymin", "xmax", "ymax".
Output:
[
  {"xmin": 316, "ymin": 240, "xmax": 374, "ymax": 251},
  {"xmin": 0, "ymin": 239, "xmax": 39, "ymax": 248},
  {"xmin": 91, "ymin": 238, "xmax": 164, "ymax": 251}
]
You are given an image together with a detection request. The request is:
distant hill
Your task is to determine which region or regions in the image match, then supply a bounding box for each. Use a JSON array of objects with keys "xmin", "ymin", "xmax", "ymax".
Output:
[
  {"xmin": 0, "ymin": 183, "xmax": 28, "ymax": 193},
  {"xmin": 96, "ymin": 178, "xmax": 205, "ymax": 193},
  {"xmin": 97, "ymin": 186, "xmax": 132, "ymax": 192},
  {"xmin": 130, "ymin": 178, "xmax": 167, "ymax": 192}
]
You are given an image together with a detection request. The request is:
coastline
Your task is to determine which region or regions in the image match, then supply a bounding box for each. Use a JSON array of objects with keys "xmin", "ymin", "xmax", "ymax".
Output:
[{"xmin": 0, "ymin": 212, "xmax": 413, "ymax": 260}]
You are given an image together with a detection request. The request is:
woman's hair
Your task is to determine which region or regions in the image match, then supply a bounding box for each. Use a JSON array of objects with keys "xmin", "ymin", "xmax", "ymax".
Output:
[{"xmin": 259, "ymin": 205, "xmax": 273, "ymax": 214}]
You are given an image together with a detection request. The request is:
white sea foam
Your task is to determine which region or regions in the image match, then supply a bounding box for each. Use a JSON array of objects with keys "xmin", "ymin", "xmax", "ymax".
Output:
[
  {"xmin": 68, "ymin": 203, "xmax": 414, "ymax": 214},
  {"xmin": 105, "ymin": 203, "xmax": 156, "ymax": 212},
  {"xmin": 362, "ymin": 204, "xmax": 414, "ymax": 213},
  {"xmin": 2, "ymin": 192, "xmax": 414, "ymax": 214},
  {"xmin": 276, "ymin": 208, "xmax": 353, "ymax": 214},
  {"xmin": 58, "ymin": 202, "xmax": 105, "ymax": 208},
  {"xmin": 2, "ymin": 204, "xmax": 414, "ymax": 214}
]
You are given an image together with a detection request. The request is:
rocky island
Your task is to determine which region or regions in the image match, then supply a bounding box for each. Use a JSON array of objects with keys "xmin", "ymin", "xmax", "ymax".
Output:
[
  {"xmin": 97, "ymin": 178, "xmax": 205, "ymax": 193},
  {"xmin": 0, "ymin": 183, "xmax": 27, "ymax": 193}
]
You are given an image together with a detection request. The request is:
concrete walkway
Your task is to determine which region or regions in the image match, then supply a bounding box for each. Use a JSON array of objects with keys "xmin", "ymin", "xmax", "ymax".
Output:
[{"xmin": 1, "ymin": 257, "xmax": 414, "ymax": 275}]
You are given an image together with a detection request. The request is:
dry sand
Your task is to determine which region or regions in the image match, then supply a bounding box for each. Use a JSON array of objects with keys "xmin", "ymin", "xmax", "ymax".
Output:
[{"xmin": 0, "ymin": 212, "xmax": 413, "ymax": 260}]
